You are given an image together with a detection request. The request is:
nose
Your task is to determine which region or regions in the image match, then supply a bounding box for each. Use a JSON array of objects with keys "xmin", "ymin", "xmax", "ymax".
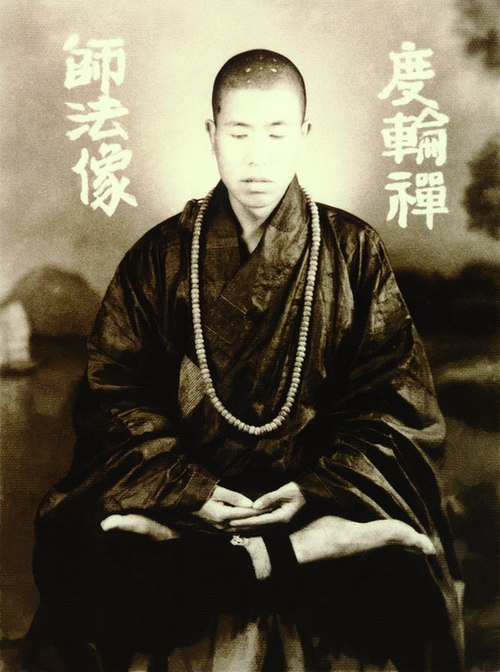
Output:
[{"xmin": 246, "ymin": 135, "xmax": 268, "ymax": 166}]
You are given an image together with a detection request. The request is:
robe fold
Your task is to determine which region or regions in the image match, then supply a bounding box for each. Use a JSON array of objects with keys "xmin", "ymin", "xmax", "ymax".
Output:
[{"xmin": 31, "ymin": 177, "xmax": 463, "ymax": 671}]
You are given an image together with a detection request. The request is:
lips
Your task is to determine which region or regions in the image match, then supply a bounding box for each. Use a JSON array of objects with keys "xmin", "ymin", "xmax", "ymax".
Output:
[{"xmin": 241, "ymin": 178, "xmax": 273, "ymax": 183}]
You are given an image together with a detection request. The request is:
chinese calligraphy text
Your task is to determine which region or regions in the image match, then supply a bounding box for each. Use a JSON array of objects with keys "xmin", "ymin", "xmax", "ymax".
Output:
[
  {"xmin": 64, "ymin": 35, "xmax": 138, "ymax": 217},
  {"xmin": 379, "ymin": 42, "xmax": 449, "ymax": 230}
]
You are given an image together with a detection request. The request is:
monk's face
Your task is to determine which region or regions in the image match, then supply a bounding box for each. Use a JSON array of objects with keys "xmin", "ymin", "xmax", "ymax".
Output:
[{"xmin": 207, "ymin": 86, "xmax": 310, "ymax": 215}]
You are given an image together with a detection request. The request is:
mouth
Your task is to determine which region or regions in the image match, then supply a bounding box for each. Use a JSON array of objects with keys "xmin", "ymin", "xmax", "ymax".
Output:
[{"xmin": 241, "ymin": 178, "xmax": 273, "ymax": 183}]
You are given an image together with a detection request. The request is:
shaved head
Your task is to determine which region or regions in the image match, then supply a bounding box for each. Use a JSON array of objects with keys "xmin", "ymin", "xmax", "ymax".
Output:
[{"xmin": 212, "ymin": 49, "xmax": 306, "ymax": 122}]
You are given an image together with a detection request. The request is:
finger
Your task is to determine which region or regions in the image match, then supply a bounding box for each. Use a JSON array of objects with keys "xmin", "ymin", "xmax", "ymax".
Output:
[
  {"xmin": 229, "ymin": 509, "xmax": 286, "ymax": 528},
  {"xmin": 216, "ymin": 487, "xmax": 253, "ymax": 508},
  {"xmin": 252, "ymin": 492, "xmax": 281, "ymax": 511},
  {"xmin": 216, "ymin": 505, "xmax": 261, "ymax": 522}
]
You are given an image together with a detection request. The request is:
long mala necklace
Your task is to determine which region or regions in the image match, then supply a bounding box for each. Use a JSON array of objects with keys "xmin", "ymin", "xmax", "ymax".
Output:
[{"xmin": 190, "ymin": 187, "xmax": 321, "ymax": 436}]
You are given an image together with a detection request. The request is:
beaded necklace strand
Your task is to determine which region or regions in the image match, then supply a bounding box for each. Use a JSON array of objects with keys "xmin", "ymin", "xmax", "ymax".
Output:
[{"xmin": 190, "ymin": 187, "xmax": 321, "ymax": 436}]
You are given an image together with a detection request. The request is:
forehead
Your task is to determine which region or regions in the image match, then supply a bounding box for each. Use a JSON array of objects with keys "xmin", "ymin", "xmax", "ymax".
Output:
[{"xmin": 217, "ymin": 86, "xmax": 303, "ymax": 123}]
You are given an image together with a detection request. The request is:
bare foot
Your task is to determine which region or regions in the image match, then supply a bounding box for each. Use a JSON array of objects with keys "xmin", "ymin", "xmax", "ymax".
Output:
[
  {"xmin": 290, "ymin": 516, "xmax": 435, "ymax": 564},
  {"xmin": 232, "ymin": 536, "xmax": 272, "ymax": 580},
  {"xmin": 101, "ymin": 514, "xmax": 180, "ymax": 541}
]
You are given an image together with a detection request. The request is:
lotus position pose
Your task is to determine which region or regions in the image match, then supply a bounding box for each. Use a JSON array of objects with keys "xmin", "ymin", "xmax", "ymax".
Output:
[{"xmin": 30, "ymin": 50, "xmax": 463, "ymax": 672}]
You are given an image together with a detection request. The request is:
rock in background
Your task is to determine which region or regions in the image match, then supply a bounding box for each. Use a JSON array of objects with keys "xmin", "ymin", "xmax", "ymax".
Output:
[{"xmin": 4, "ymin": 266, "xmax": 101, "ymax": 338}]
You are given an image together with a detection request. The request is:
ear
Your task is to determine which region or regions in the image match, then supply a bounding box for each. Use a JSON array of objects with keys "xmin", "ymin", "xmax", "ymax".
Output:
[
  {"xmin": 205, "ymin": 119, "xmax": 216, "ymax": 150},
  {"xmin": 301, "ymin": 120, "xmax": 312, "ymax": 137}
]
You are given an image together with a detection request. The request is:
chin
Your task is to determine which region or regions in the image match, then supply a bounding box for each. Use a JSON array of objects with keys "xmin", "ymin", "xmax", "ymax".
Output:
[
  {"xmin": 245, "ymin": 195, "xmax": 275, "ymax": 209},
  {"xmin": 238, "ymin": 190, "xmax": 281, "ymax": 211}
]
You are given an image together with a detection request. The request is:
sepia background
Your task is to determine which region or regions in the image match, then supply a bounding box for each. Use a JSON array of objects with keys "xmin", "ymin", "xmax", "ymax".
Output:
[{"xmin": 0, "ymin": 0, "xmax": 498, "ymax": 670}]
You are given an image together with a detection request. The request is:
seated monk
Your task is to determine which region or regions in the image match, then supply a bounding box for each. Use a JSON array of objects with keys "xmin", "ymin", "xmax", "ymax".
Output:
[{"xmin": 27, "ymin": 49, "xmax": 463, "ymax": 672}]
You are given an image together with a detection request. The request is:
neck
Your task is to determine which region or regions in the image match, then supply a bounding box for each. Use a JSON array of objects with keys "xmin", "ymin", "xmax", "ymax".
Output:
[{"xmin": 228, "ymin": 192, "xmax": 280, "ymax": 254}]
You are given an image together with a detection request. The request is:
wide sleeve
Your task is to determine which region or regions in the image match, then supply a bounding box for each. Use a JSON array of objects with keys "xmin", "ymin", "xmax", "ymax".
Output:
[
  {"xmin": 38, "ymin": 232, "xmax": 218, "ymax": 524},
  {"xmin": 296, "ymin": 227, "xmax": 453, "ymax": 548}
]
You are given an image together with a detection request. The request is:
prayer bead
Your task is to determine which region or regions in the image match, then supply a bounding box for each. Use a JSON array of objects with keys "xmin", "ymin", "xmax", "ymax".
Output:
[{"xmin": 189, "ymin": 187, "xmax": 320, "ymax": 436}]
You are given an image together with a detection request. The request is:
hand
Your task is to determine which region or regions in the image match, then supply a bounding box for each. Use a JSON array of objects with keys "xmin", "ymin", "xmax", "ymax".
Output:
[
  {"xmin": 192, "ymin": 485, "xmax": 256, "ymax": 530},
  {"xmin": 229, "ymin": 482, "xmax": 306, "ymax": 531},
  {"xmin": 100, "ymin": 514, "xmax": 180, "ymax": 541}
]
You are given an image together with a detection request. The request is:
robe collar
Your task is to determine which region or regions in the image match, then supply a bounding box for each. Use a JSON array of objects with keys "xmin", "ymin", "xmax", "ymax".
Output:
[{"xmin": 190, "ymin": 176, "xmax": 310, "ymax": 376}]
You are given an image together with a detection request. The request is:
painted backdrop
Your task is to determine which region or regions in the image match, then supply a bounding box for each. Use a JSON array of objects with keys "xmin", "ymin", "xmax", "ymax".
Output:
[{"xmin": 0, "ymin": 1, "xmax": 498, "ymax": 670}]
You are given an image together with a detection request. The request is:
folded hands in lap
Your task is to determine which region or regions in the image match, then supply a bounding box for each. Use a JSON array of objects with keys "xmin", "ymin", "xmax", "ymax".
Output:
[{"xmin": 100, "ymin": 482, "xmax": 435, "ymax": 558}]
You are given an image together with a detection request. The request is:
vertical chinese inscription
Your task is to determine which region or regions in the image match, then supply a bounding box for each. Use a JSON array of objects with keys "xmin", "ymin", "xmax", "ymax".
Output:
[
  {"xmin": 63, "ymin": 35, "xmax": 138, "ymax": 217},
  {"xmin": 379, "ymin": 42, "xmax": 449, "ymax": 230}
]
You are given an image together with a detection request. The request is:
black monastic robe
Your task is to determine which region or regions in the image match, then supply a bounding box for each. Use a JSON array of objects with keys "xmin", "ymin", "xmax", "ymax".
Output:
[{"xmin": 31, "ymin": 178, "xmax": 463, "ymax": 671}]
